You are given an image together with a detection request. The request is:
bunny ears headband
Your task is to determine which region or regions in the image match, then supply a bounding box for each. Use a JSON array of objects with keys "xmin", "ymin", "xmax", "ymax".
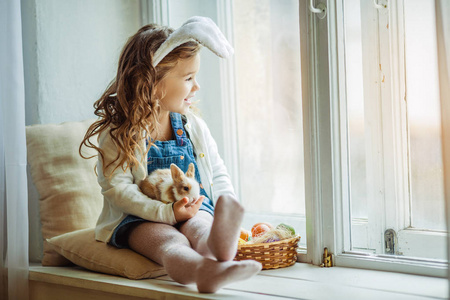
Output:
[{"xmin": 152, "ymin": 16, "xmax": 234, "ymax": 66}]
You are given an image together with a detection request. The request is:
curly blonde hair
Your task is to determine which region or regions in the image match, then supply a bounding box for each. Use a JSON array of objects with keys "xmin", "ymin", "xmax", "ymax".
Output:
[{"xmin": 80, "ymin": 24, "xmax": 201, "ymax": 175}]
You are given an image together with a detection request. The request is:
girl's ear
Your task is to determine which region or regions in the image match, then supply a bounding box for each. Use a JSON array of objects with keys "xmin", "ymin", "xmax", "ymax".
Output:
[
  {"xmin": 186, "ymin": 163, "xmax": 195, "ymax": 178},
  {"xmin": 154, "ymin": 77, "xmax": 168, "ymax": 101}
]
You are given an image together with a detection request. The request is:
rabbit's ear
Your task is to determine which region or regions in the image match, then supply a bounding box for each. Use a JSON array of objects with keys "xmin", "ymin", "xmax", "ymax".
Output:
[
  {"xmin": 170, "ymin": 164, "xmax": 184, "ymax": 182},
  {"xmin": 186, "ymin": 163, "xmax": 195, "ymax": 178}
]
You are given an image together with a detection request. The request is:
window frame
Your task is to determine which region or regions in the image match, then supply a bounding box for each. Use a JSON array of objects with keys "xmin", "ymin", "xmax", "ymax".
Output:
[
  {"xmin": 436, "ymin": 0, "xmax": 450, "ymax": 286},
  {"xmin": 215, "ymin": 0, "xmax": 241, "ymax": 201},
  {"xmin": 146, "ymin": 0, "xmax": 448, "ymax": 277},
  {"xmin": 306, "ymin": 0, "xmax": 447, "ymax": 277}
]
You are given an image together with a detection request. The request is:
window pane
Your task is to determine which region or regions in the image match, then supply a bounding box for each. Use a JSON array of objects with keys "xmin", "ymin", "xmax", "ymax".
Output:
[
  {"xmin": 344, "ymin": 0, "xmax": 371, "ymax": 252},
  {"xmin": 344, "ymin": 0, "xmax": 367, "ymax": 221},
  {"xmin": 404, "ymin": 1, "xmax": 445, "ymax": 232},
  {"xmin": 343, "ymin": 0, "xmax": 447, "ymax": 260},
  {"xmin": 233, "ymin": 0, "xmax": 305, "ymax": 243}
]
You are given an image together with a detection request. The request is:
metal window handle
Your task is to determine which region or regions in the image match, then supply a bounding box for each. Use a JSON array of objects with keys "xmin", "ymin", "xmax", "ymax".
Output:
[
  {"xmin": 373, "ymin": 0, "xmax": 386, "ymax": 9},
  {"xmin": 309, "ymin": 0, "xmax": 327, "ymax": 19}
]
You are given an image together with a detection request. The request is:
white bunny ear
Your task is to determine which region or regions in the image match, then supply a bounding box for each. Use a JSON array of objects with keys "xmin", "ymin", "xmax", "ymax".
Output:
[
  {"xmin": 153, "ymin": 16, "xmax": 234, "ymax": 66},
  {"xmin": 170, "ymin": 163, "xmax": 184, "ymax": 182}
]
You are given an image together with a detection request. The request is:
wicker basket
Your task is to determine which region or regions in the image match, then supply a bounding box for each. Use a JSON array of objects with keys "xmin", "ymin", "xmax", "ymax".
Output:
[{"xmin": 234, "ymin": 236, "xmax": 301, "ymax": 270}]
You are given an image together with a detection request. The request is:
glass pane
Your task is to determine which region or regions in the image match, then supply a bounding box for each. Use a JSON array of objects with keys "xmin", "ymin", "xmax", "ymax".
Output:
[
  {"xmin": 343, "ymin": 0, "xmax": 371, "ymax": 252},
  {"xmin": 233, "ymin": 0, "xmax": 305, "ymax": 244},
  {"xmin": 344, "ymin": 0, "xmax": 367, "ymax": 220},
  {"xmin": 404, "ymin": 1, "xmax": 445, "ymax": 231}
]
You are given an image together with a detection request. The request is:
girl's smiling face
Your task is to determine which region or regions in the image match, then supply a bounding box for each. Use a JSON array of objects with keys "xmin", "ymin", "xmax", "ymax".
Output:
[{"xmin": 157, "ymin": 53, "xmax": 201, "ymax": 116}]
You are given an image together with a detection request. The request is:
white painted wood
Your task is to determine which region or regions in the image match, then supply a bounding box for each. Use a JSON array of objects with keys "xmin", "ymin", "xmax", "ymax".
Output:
[
  {"xmin": 261, "ymin": 263, "xmax": 448, "ymax": 299},
  {"xmin": 322, "ymin": 0, "xmax": 448, "ymax": 276},
  {"xmin": 434, "ymin": 0, "xmax": 450, "ymax": 297},
  {"xmin": 313, "ymin": 0, "xmax": 335, "ymax": 263},
  {"xmin": 299, "ymin": 0, "xmax": 317, "ymax": 265},
  {"xmin": 326, "ymin": 0, "xmax": 343, "ymax": 258},
  {"xmin": 29, "ymin": 264, "xmax": 448, "ymax": 300},
  {"xmin": 346, "ymin": 222, "xmax": 448, "ymax": 259},
  {"xmin": 376, "ymin": 0, "xmax": 414, "ymax": 250},
  {"xmin": 360, "ymin": 0, "xmax": 385, "ymax": 254},
  {"xmin": 378, "ymin": 0, "xmax": 403, "ymax": 236},
  {"xmin": 227, "ymin": 272, "xmax": 433, "ymax": 300},
  {"xmin": 397, "ymin": 229, "xmax": 447, "ymax": 260},
  {"xmin": 335, "ymin": 252, "xmax": 447, "ymax": 278},
  {"xmin": 301, "ymin": 0, "xmax": 327, "ymax": 266},
  {"xmin": 362, "ymin": 0, "xmax": 446, "ymax": 261},
  {"xmin": 29, "ymin": 266, "xmax": 282, "ymax": 300},
  {"xmin": 334, "ymin": 0, "xmax": 352, "ymax": 256},
  {"xmin": 139, "ymin": 1, "xmax": 150, "ymax": 26},
  {"xmin": 215, "ymin": 0, "xmax": 240, "ymax": 200},
  {"xmin": 351, "ymin": 218, "xmax": 374, "ymax": 253},
  {"xmin": 388, "ymin": 0, "xmax": 410, "ymax": 233},
  {"xmin": 144, "ymin": 0, "xmax": 169, "ymax": 26}
]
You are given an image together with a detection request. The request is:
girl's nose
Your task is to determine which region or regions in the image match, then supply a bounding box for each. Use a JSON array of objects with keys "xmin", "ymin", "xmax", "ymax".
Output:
[{"xmin": 192, "ymin": 79, "xmax": 200, "ymax": 92}]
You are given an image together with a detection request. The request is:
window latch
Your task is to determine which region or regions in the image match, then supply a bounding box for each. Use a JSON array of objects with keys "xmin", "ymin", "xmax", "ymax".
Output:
[
  {"xmin": 320, "ymin": 247, "xmax": 333, "ymax": 267},
  {"xmin": 309, "ymin": 0, "xmax": 327, "ymax": 19},
  {"xmin": 373, "ymin": 0, "xmax": 387, "ymax": 9},
  {"xmin": 384, "ymin": 229, "xmax": 397, "ymax": 255}
]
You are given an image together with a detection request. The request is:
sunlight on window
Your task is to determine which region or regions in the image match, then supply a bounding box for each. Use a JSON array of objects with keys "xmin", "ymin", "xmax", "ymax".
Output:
[
  {"xmin": 343, "ymin": 0, "xmax": 446, "ymax": 260},
  {"xmin": 344, "ymin": 0, "xmax": 367, "ymax": 223},
  {"xmin": 404, "ymin": 2, "xmax": 445, "ymax": 232},
  {"xmin": 233, "ymin": 0, "xmax": 305, "ymax": 216}
]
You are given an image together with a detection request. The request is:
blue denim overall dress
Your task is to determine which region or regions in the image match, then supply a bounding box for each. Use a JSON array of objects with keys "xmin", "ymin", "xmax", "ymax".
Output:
[{"xmin": 109, "ymin": 112, "xmax": 214, "ymax": 248}]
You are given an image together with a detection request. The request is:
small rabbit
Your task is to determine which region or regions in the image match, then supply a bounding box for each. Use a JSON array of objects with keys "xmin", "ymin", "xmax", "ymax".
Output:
[{"xmin": 139, "ymin": 163, "xmax": 200, "ymax": 205}]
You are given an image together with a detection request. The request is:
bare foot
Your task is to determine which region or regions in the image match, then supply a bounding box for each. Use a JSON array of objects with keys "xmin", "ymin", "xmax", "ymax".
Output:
[
  {"xmin": 196, "ymin": 259, "xmax": 262, "ymax": 293},
  {"xmin": 207, "ymin": 195, "xmax": 244, "ymax": 261}
]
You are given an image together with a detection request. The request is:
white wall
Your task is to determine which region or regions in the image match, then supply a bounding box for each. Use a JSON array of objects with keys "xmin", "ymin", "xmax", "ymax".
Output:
[
  {"xmin": 22, "ymin": 0, "xmax": 141, "ymax": 126},
  {"xmin": 22, "ymin": 0, "xmax": 141, "ymax": 262}
]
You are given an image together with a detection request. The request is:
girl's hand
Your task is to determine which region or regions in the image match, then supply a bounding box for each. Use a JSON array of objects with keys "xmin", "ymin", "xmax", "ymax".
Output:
[{"xmin": 173, "ymin": 196, "xmax": 205, "ymax": 223}]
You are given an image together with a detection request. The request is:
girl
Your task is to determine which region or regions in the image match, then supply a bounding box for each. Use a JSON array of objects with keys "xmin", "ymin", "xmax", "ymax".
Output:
[{"xmin": 81, "ymin": 18, "xmax": 262, "ymax": 293}]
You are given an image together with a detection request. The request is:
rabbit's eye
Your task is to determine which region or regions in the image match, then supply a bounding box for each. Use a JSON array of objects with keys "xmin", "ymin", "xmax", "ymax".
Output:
[{"xmin": 183, "ymin": 186, "xmax": 189, "ymax": 191}]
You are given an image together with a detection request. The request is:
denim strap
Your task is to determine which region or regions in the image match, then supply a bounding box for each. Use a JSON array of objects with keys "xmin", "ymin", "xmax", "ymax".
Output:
[{"xmin": 170, "ymin": 112, "xmax": 187, "ymax": 146}]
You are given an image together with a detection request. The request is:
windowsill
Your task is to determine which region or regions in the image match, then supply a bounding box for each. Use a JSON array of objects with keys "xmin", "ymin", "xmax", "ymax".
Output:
[{"xmin": 29, "ymin": 263, "xmax": 448, "ymax": 299}]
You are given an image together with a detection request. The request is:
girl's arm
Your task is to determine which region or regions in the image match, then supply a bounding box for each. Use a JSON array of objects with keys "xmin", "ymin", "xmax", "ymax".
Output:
[{"xmin": 97, "ymin": 128, "xmax": 178, "ymax": 225}]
